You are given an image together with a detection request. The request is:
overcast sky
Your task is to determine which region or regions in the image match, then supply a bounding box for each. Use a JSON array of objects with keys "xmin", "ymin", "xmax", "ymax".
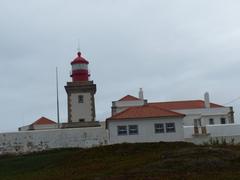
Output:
[{"xmin": 0, "ymin": 0, "xmax": 240, "ymax": 132}]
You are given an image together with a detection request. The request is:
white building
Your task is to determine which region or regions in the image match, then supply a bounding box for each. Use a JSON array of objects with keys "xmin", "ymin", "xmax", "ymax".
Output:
[
  {"xmin": 107, "ymin": 89, "xmax": 235, "ymax": 143},
  {"xmin": 107, "ymin": 105, "xmax": 185, "ymax": 144},
  {"xmin": 149, "ymin": 92, "xmax": 234, "ymax": 127}
]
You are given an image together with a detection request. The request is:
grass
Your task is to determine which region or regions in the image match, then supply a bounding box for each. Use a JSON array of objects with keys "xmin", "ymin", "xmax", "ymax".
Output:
[{"xmin": 1, "ymin": 142, "xmax": 240, "ymax": 179}]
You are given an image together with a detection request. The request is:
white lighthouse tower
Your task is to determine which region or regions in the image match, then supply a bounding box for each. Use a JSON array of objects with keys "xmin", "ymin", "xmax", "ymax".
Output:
[{"xmin": 64, "ymin": 52, "xmax": 99, "ymax": 127}]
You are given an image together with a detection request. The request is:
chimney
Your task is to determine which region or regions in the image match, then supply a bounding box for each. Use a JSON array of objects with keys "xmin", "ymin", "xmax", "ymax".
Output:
[
  {"xmin": 139, "ymin": 88, "xmax": 144, "ymax": 100},
  {"xmin": 204, "ymin": 92, "xmax": 210, "ymax": 108}
]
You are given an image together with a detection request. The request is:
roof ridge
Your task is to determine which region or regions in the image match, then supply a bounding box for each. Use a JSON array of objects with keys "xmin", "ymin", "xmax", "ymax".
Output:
[
  {"xmin": 107, "ymin": 104, "xmax": 185, "ymax": 121},
  {"xmin": 149, "ymin": 99, "xmax": 203, "ymax": 104},
  {"xmin": 31, "ymin": 117, "xmax": 56, "ymax": 125},
  {"xmin": 145, "ymin": 105, "xmax": 185, "ymax": 116}
]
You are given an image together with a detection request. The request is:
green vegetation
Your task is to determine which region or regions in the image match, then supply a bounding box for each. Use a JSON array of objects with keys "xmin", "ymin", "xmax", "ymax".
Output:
[{"xmin": 1, "ymin": 142, "xmax": 240, "ymax": 179}]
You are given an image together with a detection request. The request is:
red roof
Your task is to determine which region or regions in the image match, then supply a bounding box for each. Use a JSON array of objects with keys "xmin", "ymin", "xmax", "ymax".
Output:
[
  {"xmin": 107, "ymin": 105, "xmax": 184, "ymax": 120},
  {"xmin": 31, "ymin": 117, "xmax": 56, "ymax": 125},
  {"xmin": 118, "ymin": 95, "xmax": 140, "ymax": 101},
  {"xmin": 71, "ymin": 52, "xmax": 89, "ymax": 65},
  {"xmin": 148, "ymin": 100, "xmax": 223, "ymax": 110}
]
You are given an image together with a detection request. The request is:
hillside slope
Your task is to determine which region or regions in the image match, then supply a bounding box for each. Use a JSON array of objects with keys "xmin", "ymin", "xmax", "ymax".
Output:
[{"xmin": 1, "ymin": 142, "xmax": 240, "ymax": 180}]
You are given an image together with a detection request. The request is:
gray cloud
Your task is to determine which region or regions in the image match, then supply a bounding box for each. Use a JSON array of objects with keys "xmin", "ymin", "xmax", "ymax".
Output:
[{"xmin": 0, "ymin": 0, "xmax": 240, "ymax": 131}]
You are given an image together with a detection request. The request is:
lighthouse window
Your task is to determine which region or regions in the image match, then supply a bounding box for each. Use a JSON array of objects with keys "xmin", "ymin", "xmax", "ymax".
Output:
[
  {"xmin": 72, "ymin": 64, "xmax": 88, "ymax": 70},
  {"xmin": 78, "ymin": 95, "xmax": 84, "ymax": 103},
  {"xmin": 79, "ymin": 119, "xmax": 85, "ymax": 122}
]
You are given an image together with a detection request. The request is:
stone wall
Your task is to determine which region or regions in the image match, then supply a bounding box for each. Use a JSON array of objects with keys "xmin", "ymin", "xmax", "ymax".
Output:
[
  {"xmin": 2, "ymin": 123, "xmax": 240, "ymax": 155},
  {"xmin": 0, "ymin": 126, "xmax": 108, "ymax": 155}
]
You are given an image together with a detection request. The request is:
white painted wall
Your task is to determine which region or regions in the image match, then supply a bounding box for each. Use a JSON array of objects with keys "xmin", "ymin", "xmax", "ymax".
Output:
[
  {"xmin": 112, "ymin": 100, "xmax": 146, "ymax": 115},
  {"xmin": 0, "ymin": 126, "xmax": 107, "ymax": 155},
  {"xmin": 19, "ymin": 124, "xmax": 59, "ymax": 131},
  {"xmin": 71, "ymin": 92, "xmax": 93, "ymax": 122},
  {"xmin": 114, "ymin": 100, "xmax": 145, "ymax": 108},
  {"xmin": 108, "ymin": 117, "xmax": 184, "ymax": 144},
  {"xmin": 33, "ymin": 124, "xmax": 59, "ymax": 130},
  {"xmin": 184, "ymin": 124, "xmax": 240, "ymax": 138},
  {"xmin": 174, "ymin": 107, "xmax": 233, "ymax": 126},
  {"xmin": 184, "ymin": 124, "xmax": 240, "ymax": 144}
]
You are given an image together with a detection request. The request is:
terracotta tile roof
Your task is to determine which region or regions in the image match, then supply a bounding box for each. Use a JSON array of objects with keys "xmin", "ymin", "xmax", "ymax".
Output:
[
  {"xmin": 107, "ymin": 105, "xmax": 185, "ymax": 120},
  {"xmin": 31, "ymin": 117, "xmax": 56, "ymax": 125},
  {"xmin": 118, "ymin": 95, "xmax": 140, "ymax": 101},
  {"xmin": 148, "ymin": 100, "xmax": 223, "ymax": 110}
]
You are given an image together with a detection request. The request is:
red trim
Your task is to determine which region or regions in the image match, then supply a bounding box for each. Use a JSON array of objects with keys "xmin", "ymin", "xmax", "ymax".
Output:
[
  {"xmin": 71, "ymin": 52, "xmax": 89, "ymax": 65},
  {"xmin": 71, "ymin": 69, "xmax": 89, "ymax": 81}
]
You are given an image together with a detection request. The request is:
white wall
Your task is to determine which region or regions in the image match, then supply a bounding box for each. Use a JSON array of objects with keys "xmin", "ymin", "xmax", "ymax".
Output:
[
  {"xmin": 33, "ymin": 124, "xmax": 59, "ymax": 130},
  {"xmin": 19, "ymin": 124, "xmax": 59, "ymax": 131},
  {"xmin": 184, "ymin": 124, "xmax": 240, "ymax": 144},
  {"xmin": 71, "ymin": 92, "xmax": 92, "ymax": 122},
  {"xmin": 184, "ymin": 124, "xmax": 240, "ymax": 138},
  {"xmin": 0, "ymin": 126, "xmax": 107, "ymax": 155},
  {"xmin": 108, "ymin": 117, "xmax": 184, "ymax": 144},
  {"xmin": 114, "ymin": 100, "xmax": 145, "ymax": 108},
  {"xmin": 175, "ymin": 107, "xmax": 232, "ymax": 126}
]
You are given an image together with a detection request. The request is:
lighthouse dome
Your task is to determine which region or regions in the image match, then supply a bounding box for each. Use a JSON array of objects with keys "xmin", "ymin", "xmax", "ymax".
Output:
[
  {"xmin": 71, "ymin": 52, "xmax": 89, "ymax": 65},
  {"xmin": 70, "ymin": 52, "xmax": 90, "ymax": 82}
]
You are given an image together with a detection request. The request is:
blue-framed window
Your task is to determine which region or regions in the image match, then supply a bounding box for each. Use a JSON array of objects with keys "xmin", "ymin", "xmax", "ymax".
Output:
[
  {"xmin": 166, "ymin": 123, "xmax": 176, "ymax": 133},
  {"xmin": 155, "ymin": 123, "xmax": 164, "ymax": 133},
  {"xmin": 128, "ymin": 125, "xmax": 138, "ymax": 135}
]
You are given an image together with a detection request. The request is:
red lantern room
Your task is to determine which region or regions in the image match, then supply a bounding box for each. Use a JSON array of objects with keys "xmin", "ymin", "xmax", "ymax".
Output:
[{"xmin": 70, "ymin": 52, "xmax": 90, "ymax": 81}]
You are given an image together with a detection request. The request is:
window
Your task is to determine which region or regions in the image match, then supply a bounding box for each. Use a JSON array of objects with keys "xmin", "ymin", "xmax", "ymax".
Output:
[
  {"xmin": 117, "ymin": 126, "xmax": 127, "ymax": 136},
  {"xmin": 209, "ymin": 118, "xmax": 214, "ymax": 125},
  {"xmin": 155, "ymin": 123, "xmax": 164, "ymax": 133},
  {"xmin": 79, "ymin": 119, "xmax": 85, "ymax": 122},
  {"xmin": 128, "ymin": 125, "xmax": 138, "ymax": 135},
  {"xmin": 78, "ymin": 95, "xmax": 84, "ymax": 103},
  {"xmin": 194, "ymin": 119, "xmax": 201, "ymax": 127},
  {"xmin": 166, "ymin": 123, "xmax": 176, "ymax": 133},
  {"xmin": 221, "ymin": 118, "xmax": 226, "ymax": 124}
]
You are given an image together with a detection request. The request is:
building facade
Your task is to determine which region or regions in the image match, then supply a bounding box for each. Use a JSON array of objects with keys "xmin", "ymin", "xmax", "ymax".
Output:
[
  {"xmin": 107, "ymin": 105, "xmax": 185, "ymax": 144},
  {"xmin": 111, "ymin": 90, "xmax": 234, "ymax": 127}
]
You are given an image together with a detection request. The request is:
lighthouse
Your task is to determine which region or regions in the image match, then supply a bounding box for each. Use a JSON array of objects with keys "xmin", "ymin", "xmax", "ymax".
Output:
[{"xmin": 64, "ymin": 52, "xmax": 97, "ymax": 125}]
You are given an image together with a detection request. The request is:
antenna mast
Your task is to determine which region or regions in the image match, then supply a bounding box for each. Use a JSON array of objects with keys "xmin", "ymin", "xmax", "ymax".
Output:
[
  {"xmin": 56, "ymin": 67, "xmax": 60, "ymax": 128},
  {"xmin": 77, "ymin": 39, "xmax": 81, "ymax": 52}
]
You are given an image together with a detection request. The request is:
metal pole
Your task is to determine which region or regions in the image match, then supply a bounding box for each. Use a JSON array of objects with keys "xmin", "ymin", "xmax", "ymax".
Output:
[{"xmin": 56, "ymin": 67, "xmax": 60, "ymax": 128}]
